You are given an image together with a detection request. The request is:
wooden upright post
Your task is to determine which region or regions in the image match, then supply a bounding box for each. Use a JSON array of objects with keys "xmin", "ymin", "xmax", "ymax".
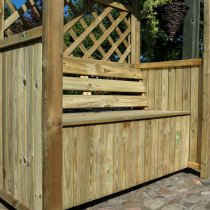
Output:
[
  {"xmin": 0, "ymin": 0, "xmax": 4, "ymax": 190},
  {"xmin": 131, "ymin": 0, "xmax": 140, "ymax": 64},
  {"xmin": 201, "ymin": 0, "xmax": 210, "ymax": 178},
  {"xmin": 42, "ymin": 0, "xmax": 64, "ymax": 209},
  {"xmin": 182, "ymin": 0, "xmax": 201, "ymax": 59}
]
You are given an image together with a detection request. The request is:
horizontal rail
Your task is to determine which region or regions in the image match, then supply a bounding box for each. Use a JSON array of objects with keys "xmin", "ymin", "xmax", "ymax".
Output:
[
  {"xmin": 63, "ymin": 95, "xmax": 148, "ymax": 109},
  {"xmin": 63, "ymin": 77, "xmax": 145, "ymax": 93},
  {"xmin": 63, "ymin": 57, "xmax": 142, "ymax": 79},
  {"xmin": 92, "ymin": 0, "xmax": 131, "ymax": 12},
  {"xmin": 0, "ymin": 26, "xmax": 42, "ymax": 50},
  {"xmin": 63, "ymin": 110, "xmax": 191, "ymax": 126},
  {"xmin": 136, "ymin": 59, "xmax": 202, "ymax": 69},
  {"xmin": 0, "ymin": 190, "xmax": 30, "ymax": 210}
]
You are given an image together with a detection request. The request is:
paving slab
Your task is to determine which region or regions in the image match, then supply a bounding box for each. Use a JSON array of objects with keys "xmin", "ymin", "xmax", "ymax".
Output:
[{"xmin": 1, "ymin": 170, "xmax": 210, "ymax": 210}]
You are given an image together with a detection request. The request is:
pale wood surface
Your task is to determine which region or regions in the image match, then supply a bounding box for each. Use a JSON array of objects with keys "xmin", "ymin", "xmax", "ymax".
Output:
[
  {"xmin": 42, "ymin": 0, "xmax": 63, "ymax": 209},
  {"xmin": 63, "ymin": 95, "xmax": 148, "ymax": 109},
  {"xmin": 63, "ymin": 115, "xmax": 190, "ymax": 209},
  {"xmin": 136, "ymin": 59, "xmax": 202, "ymax": 69},
  {"xmin": 63, "ymin": 57, "xmax": 142, "ymax": 79},
  {"xmin": 63, "ymin": 110, "xmax": 190, "ymax": 126},
  {"xmin": 0, "ymin": 42, "xmax": 42, "ymax": 210},
  {"xmin": 0, "ymin": 0, "xmax": 4, "ymax": 192},
  {"xmin": 201, "ymin": 1, "xmax": 210, "ymax": 178},
  {"xmin": 142, "ymin": 65, "xmax": 201, "ymax": 165}
]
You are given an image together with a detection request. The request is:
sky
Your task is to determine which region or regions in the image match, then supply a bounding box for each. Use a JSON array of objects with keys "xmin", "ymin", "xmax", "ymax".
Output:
[{"xmin": 11, "ymin": 0, "xmax": 26, "ymax": 8}]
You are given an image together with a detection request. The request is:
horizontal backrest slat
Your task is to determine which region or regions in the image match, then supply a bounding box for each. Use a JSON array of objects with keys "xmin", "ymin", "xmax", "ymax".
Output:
[
  {"xmin": 63, "ymin": 57, "xmax": 143, "ymax": 79},
  {"xmin": 63, "ymin": 77, "xmax": 146, "ymax": 93},
  {"xmin": 63, "ymin": 95, "xmax": 148, "ymax": 109}
]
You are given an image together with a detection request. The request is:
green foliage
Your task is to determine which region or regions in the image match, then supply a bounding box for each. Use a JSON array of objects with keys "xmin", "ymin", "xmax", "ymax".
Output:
[{"xmin": 141, "ymin": 0, "xmax": 174, "ymax": 34}]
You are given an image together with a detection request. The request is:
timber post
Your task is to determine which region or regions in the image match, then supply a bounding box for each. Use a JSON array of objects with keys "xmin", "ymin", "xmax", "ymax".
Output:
[
  {"xmin": 131, "ymin": 0, "xmax": 140, "ymax": 64},
  {"xmin": 42, "ymin": 0, "xmax": 64, "ymax": 209},
  {"xmin": 0, "ymin": 0, "xmax": 3, "ymax": 191},
  {"xmin": 201, "ymin": 0, "xmax": 210, "ymax": 178}
]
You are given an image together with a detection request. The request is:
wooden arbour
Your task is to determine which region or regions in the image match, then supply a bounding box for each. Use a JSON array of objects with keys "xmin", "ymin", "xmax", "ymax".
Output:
[{"xmin": 0, "ymin": 0, "xmax": 209, "ymax": 210}]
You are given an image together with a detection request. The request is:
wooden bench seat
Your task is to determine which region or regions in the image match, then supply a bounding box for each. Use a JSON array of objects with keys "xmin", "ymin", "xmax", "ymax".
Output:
[
  {"xmin": 63, "ymin": 110, "xmax": 190, "ymax": 126},
  {"xmin": 63, "ymin": 57, "xmax": 148, "ymax": 110}
]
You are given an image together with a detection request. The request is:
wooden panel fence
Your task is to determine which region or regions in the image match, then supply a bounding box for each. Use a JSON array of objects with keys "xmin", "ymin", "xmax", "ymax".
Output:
[
  {"xmin": 0, "ymin": 41, "xmax": 43, "ymax": 210},
  {"xmin": 138, "ymin": 59, "xmax": 202, "ymax": 165},
  {"xmin": 63, "ymin": 115, "xmax": 190, "ymax": 208}
]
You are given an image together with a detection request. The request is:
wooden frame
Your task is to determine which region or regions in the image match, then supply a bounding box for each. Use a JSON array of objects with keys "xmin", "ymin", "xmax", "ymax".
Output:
[
  {"xmin": 42, "ymin": 0, "xmax": 63, "ymax": 209},
  {"xmin": 201, "ymin": 0, "xmax": 210, "ymax": 178},
  {"xmin": 0, "ymin": 0, "xmax": 210, "ymax": 209}
]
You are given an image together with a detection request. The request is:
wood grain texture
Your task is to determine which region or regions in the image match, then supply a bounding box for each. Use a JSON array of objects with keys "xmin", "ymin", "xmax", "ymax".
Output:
[
  {"xmin": 63, "ymin": 77, "xmax": 146, "ymax": 93},
  {"xmin": 42, "ymin": 0, "xmax": 63, "ymax": 209},
  {"xmin": 63, "ymin": 57, "xmax": 142, "ymax": 79},
  {"xmin": 0, "ymin": 0, "xmax": 4, "ymax": 192},
  {"xmin": 0, "ymin": 42, "xmax": 42, "ymax": 210},
  {"xmin": 201, "ymin": 1, "xmax": 210, "ymax": 178},
  {"xmin": 142, "ymin": 64, "xmax": 201, "ymax": 165},
  {"xmin": 63, "ymin": 115, "xmax": 190, "ymax": 209}
]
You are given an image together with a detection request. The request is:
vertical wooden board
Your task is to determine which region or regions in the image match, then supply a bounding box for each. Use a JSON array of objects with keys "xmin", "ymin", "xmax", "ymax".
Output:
[
  {"xmin": 161, "ymin": 68, "xmax": 169, "ymax": 110},
  {"xmin": 175, "ymin": 67, "xmax": 183, "ymax": 110},
  {"xmin": 157, "ymin": 118, "xmax": 165, "ymax": 177},
  {"xmin": 180, "ymin": 116, "xmax": 190, "ymax": 169},
  {"xmin": 76, "ymin": 125, "xmax": 90, "ymax": 205},
  {"xmin": 137, "ymin": 121, "xmax": 146, "ymax": 183},
  {"xmin": 151, "ymin": 119, "xmax": 158, "ymax": 179},
  {"xmin": 168, "ymin": 68, "xmax": 176, "ymax": 110},
  {"xmin": 103, "ymin": 124, "xmax": 113, "ymax": 195},
  {"xmin": 33, "ymin": 42, "xmax": 42, "ymax": 210},
  {"xmin": 169, "ymin": 117, "xmax": 176, "ymax": 173},
  {"xmin": 162, "ymin": 118, "xmax": 170, "ymax": 176},
  {"xmin": 0, "ymin": 0, "xmax": 4, "ymax": 191},
  {"xmin": 155, "ymin": 70, "xmax": 162, "ymax": 110},
  {"xmin": 174, "ymin": 117, "xmax": 181, "ymax": 171},
  {"xmin": 13, "ymin": 48, "xmax": 19, "ymax": 199},
  {"xmin": 113, "ymin": 122, "xmax": 124, "ymax": 192},
  {"xmin": 63, "ymin": 128, "xmax": 74, "ymax": 209},
  {"xmin": 148, "ymin": 70, "xmax": 155, "ymax": 109},
  {"xmin": 8, "ymin": 49, "xmax": 14, "ymax": 195},
  {"xmin": 26, "ymin": 44, "xmax": 35, "ymax": 208},
  {"xmin": 20, "ymin": 45, "xmax": 27, "ymax": 204},
  {"xmin": 129, "ymin": 121, "xmax": 139, "ymax": 186},
  {"xmin": 3, "ymin": 50, "xmax": 9, "ymax": 194},
  {"xmin": 123, "ymin": 122, "xmax": 131, "ymax": 188},
  {"xmin": 144, "ymin": 120, "xmax": 151, "ymax": 182},
  {"xmin": 87, "ymin": 125, "xmax": 95, "ymax": 202},
  {"xmin": 190, "ymin": 66, "xmax": 199, "ymax": 163},
  {"xmin": 182, "ymin": 67, "xmax": 191, "ymax": 111},
  {"xmin": 92, "ymin": 124, "xmax": 102, "ymax": 199}
]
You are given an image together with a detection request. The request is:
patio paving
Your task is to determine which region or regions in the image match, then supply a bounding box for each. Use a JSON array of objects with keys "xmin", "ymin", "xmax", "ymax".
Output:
[{"xmin": 1, "ymin": 169, "xmax": 210, "ymax": 210}]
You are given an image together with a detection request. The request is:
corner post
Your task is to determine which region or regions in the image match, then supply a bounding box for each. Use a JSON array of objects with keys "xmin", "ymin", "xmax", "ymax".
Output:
[
  {"xmin": 201, "ymin": 0, "xmax": 210, "ymax": 178},
  {"xmin": 42, "ymin": 0, "xmax": 64, "ymax": 209},
  {"xmin": 131, "ymin": 0, "xmax": 140, "ymax": 64},
  {"xmin": 0, "ymin": 0, "xmax": 4, "ymax": 190}
]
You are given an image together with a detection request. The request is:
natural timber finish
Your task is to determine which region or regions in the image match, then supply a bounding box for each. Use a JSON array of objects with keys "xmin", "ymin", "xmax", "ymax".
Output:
[
  {"xmin": 63, "ymin": 115, "xmax": 190, "ymax": 208},
  {"xmin": 142, "ymin": 64, "xmax": 202, "ymax": 166},
  {"xmin": 92, "ymin": 0, "xmax": 131, "ymax": 12},
  {"xmin": 0, "ymin": 41, "xmax": 43, "ymax": 210},
  {"xmin": 0, "ymin": 0, "xmax": 4, "ymax": 192},
  {"xmin": 0, "ymin": 190, "xmax": 31, "ymax": 210},
  {"xmin": 0, "ymin": 26, "xmax": 42, "ymax": 50},
  {"xmin": 63, "ymin": 95, "xmax": 148, "ymax": 109},
  {"xmin": 136, "ymin": 59, "xmax": 202, "ymax": 69},
  {"xmin": 63, "ymin": 58, "xmax": 148, "ymax": 110},
  {"xmin": 63, "ymin": 57, "xmax": 141, "ymax": 79},
  {"xmin": 63, "ymin": 110, "xmax": 190, "ymax": 126},
  {"xmin": 42, "ymin": 0, "xmax": 63, "ymax": 209},
  {"xmin": 201, "ymin": 1, "xmax": 210, "ymax": 178}
]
